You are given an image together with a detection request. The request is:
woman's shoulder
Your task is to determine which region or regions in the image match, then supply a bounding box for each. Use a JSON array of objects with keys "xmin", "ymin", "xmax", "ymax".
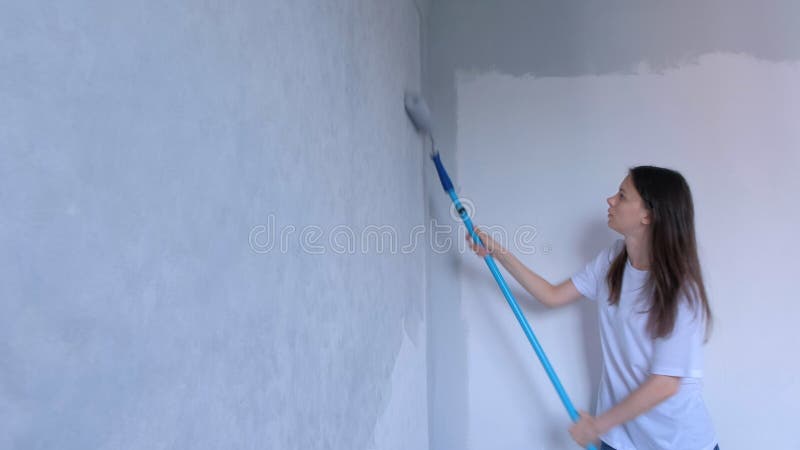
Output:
[
  {"xmin": 598, "ymin": 239, "xmax": 625, "ymax": 264},
  {"xmin": 583, "ymin": 239, "xmax": 625, "ymax": 276}
]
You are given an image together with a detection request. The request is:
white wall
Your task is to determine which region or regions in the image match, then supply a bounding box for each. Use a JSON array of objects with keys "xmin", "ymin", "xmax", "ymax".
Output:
[
  {"xmin": 1, "ymin": 1, "xmax": 428, "ymax": 449},
  {"xmin": 428, "ymin": 1, "xmax": 800, "ymax": 449}
]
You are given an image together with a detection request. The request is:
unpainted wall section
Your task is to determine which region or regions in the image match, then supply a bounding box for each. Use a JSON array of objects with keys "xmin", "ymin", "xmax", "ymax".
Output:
[{"xmin": 1, "ymin": 2, "xmax": 428, "ymax": 449}]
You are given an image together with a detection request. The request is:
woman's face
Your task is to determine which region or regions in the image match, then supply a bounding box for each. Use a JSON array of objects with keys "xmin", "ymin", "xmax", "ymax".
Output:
[{"xmin": 606, "ymin": 174, "xmax": 650, "ymax": 237}]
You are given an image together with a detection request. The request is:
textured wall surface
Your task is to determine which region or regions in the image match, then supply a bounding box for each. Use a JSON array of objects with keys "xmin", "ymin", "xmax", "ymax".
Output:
[
  {"xmin": 428, "ymin": 1, "xmax": 800, "ymax": 449},
  {"xmin": 1, "ymin": 1, "xmax": 428, "ymax": 449}
]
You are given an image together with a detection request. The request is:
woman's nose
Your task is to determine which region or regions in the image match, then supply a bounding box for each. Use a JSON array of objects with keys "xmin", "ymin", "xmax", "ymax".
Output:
[{"xmin": 607, "ymin": 196, "xmax": 614, "ymax": 206}]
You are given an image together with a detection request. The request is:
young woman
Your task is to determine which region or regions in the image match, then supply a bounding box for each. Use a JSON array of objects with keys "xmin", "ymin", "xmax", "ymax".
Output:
[{"xmin": 467, "ymin": 166, "xmax": 719, "ymax": 450}]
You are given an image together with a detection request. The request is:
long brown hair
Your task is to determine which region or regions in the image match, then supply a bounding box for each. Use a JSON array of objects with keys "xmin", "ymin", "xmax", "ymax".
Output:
[{"xmin": 606, "ymin": 166, "xmax": 712, "ymax": 340}]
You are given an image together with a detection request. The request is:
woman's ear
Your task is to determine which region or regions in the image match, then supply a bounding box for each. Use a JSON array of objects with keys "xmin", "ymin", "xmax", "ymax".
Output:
[{"xmin": 641, "ymin": 212, "xmax": 651, "ymax": 225}]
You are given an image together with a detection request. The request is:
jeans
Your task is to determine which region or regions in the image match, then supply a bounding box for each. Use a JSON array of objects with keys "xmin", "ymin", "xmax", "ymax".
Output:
[{"xmin": 599, "ymin": 442, "xmax": 719, "ymax": 450}]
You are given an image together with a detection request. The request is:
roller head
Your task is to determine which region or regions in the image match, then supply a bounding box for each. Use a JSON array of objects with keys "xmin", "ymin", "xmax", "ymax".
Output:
[{"xmin": 404, "ymin": 92, "xmax": 433, "ymax": 136}]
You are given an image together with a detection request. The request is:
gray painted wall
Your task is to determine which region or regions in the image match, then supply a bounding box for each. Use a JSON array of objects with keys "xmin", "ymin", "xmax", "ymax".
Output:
[
  {"xmin": 427, "ymin": 1, "xmax": 800, "ymax": 449},
  {"xmin": 1, "ymin": 1, "xmax": 428, "ymax": 449}
]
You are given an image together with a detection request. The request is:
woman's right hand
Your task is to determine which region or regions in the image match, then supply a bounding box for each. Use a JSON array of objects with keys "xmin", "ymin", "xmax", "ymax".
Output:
[{"xmin": 465, "ymin": 227, "xmax": 506, "ymax": 258}]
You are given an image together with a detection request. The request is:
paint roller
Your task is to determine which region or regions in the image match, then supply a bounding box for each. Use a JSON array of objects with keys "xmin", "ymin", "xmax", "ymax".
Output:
[{"xmin": 404, "ymin": 92, "xmax": 596, "ymax": 450}]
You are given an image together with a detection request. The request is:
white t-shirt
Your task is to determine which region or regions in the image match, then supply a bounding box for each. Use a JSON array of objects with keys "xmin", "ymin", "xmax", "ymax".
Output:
[{"xmin": 571, "ymin": 240, "xmax": 717, "ymax": 450}]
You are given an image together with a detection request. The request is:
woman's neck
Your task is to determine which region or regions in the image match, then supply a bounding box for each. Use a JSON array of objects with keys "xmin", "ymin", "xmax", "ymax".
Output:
[{"xmin": 625, "ymin": 235, "xmax": 651, "ymax": 270}]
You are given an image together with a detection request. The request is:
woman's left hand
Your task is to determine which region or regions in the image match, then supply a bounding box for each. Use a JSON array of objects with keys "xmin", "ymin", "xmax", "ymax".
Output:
[{"xmin": 568, "ymin": 410, "xmax": 601, "ymax": 448}]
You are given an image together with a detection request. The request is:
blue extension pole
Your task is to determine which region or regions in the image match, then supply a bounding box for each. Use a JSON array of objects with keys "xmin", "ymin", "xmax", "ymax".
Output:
[{"xmin": 430, "ymin": 152, "xmax": 596, "ymax": 450}]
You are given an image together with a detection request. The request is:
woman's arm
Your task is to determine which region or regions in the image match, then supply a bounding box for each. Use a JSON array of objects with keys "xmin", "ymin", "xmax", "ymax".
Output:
[
  {"xmin": 595, "ymin": 374, "xmax": 680, "ymax": 433},
  {"xmin": 569, "ymin": 374, "xmax": 681, "ymax": 446},
  {"xmin": 466, "ymin": 229, "xmax": 583, "ymax": 308}
]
